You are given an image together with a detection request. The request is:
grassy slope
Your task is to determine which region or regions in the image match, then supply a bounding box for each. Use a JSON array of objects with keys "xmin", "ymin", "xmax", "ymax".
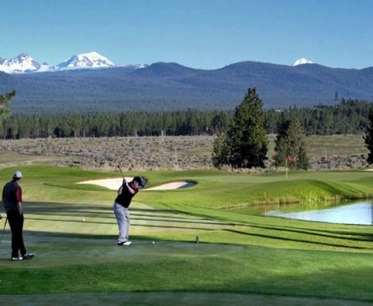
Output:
[{"xmin": 0, "ymin": 164, "xmax": 372, "ymax": 304}]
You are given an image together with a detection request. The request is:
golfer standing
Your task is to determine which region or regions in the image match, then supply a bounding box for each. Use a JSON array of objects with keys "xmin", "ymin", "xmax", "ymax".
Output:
[
  {"xmin": 2, "ymin": 171, "xmax": 34, "ymax": 261},
  {"xmin": 113, "ymin": 176, "xmax": 143, "ymax": 246}
]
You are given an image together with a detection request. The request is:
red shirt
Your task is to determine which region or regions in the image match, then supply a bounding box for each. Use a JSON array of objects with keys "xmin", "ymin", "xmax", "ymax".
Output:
[{"xmin": 16, "ymin": 186, "xmax": 22, "ymax": 203}]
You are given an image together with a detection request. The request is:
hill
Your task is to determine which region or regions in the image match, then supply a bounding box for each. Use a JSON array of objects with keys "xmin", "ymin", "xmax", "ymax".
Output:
[{"xmin": 1, "ymin": 61, "xmax": 373, "ymax": 113}]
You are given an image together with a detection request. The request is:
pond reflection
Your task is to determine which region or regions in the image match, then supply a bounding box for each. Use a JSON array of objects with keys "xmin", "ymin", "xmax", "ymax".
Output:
[{"xmin": 229, "ymin": 201, "xmax": 373, "ymax": 225}]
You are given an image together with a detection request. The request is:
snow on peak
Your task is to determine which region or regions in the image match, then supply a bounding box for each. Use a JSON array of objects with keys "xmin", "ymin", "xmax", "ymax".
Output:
[
  {"xmin": 0, "ymin": 52, "xmax": 120, "ymax": 73},
  {"xmin": 293, "ymin": 58, "xmax": 313, "ymax": 66},
  {"xmin": 0, "ymin": 53, "xmax": 41, "ymax": 73},
  {"xmin": 56, "ymin": 51, "xmax": 115, "ymax": 70}
]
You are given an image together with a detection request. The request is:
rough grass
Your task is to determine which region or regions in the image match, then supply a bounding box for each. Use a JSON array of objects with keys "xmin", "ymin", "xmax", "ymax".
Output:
[
  {"xmin": 306, "ymin": 134, "xmax": 368, "ymax": 156},
  {"xmin": 0, "ymin": 136, "xmax": 214, "ymax": 171},
  {"xmin": 0, "ymin": 134, "xmax": 369, "ymax": 172}
]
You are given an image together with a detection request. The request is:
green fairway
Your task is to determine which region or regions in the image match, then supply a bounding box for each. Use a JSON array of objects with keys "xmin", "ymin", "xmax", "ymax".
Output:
[{"xmin": 0, "ymin": 163, "xmax": 372, "ymax": 305}]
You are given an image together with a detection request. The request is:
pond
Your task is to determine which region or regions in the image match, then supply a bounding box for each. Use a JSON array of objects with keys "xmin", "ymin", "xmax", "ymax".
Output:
[{"xmin": 229, "ymin": 201, "xmax": 373, "ymax": 225}]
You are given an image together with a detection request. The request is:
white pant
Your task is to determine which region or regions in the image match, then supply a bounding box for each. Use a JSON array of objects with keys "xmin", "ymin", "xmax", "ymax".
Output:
[{"xmin": 113, "ymin": 202, "xmax": 130, "ymax": 243}]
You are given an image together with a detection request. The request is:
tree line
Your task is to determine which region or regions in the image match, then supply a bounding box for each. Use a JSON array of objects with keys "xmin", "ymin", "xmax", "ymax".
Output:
[
  {"xmin": 265, "ymin": 99, "xmax": 370, "ymax": 135},
  {"xmin": 0, "ymin": 96, "xmax": 372, "ymax": 140},
  {"xmin": 0, "ymin": 110, "xmax": 231, "ymax": 139},
  {"xmin": 2, "ymin": 89, "xmax": 373, "ymax": 169}
]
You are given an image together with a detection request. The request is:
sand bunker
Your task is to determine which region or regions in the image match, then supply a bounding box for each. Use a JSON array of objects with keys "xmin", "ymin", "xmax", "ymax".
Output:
[{"xmin": 78, "ymin": 177, "xmax": 195, "ymax": 191}]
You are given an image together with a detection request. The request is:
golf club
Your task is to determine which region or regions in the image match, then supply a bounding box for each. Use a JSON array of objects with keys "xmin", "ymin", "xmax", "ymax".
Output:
[
  {"xmin": 0, "ymin": 217, "xmax": 8, "ymax": 247},
  {"xmin": 118, "ymin": 164, "xmax": 147, "ymax": 189},
  {"xmin": 117, "ymin": 164, "xmax": 125, "ymax": 179}
]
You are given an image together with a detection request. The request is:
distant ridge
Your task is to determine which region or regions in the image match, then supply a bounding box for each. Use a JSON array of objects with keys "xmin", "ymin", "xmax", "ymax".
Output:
[{"xmin": 1, "ymin": 58, "xmax": 373, "ymax": 113}]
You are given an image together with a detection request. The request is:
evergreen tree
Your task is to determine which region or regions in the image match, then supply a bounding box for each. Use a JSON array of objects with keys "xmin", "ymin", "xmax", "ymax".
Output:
[
  {"xmin": 364, "ymin": 106, "xmax": 373, "ymax": 164},
  {"xmin": 71, "ymin": 114, "xmax": 82, "ymax": 137},
  {"xmin": 0, "ymin": 90, "xmax": 16, "ymax": 120},
  {"xmin": 274, "ymin": 117, "xmax": 308, "ymax": 170},
  {"xmin": 221, "ymin": 88, "xmax": 268, "ymax": 168},
  {"xmin": 273, "ymin": 120, "xmax": 290, "ymax": 167},
  {"xmin": 212, "ymin": 129, "xmax": 229, "ymax": 168}
]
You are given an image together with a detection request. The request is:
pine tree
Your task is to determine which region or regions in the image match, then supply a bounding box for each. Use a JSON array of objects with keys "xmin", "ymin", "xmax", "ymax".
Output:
[
  {"xmin": 274, "ymin": 117, "xmax": 308, "ymax": 170},
  {"xmin": 212, "ymin": 129, "xmax": 229, "ymax": 168},
  {"xmin": 273, "ymin": 120, "xmax": 290, "ymax": 167},
  {"xmin": 0, "ymin": 90, "xmax": 16, "ymax": 120},
  {"xmin": 364, "ymin": 107, "xmax": 373, "ymax": 164},
  {"xmin": 226, "ymin": 88, "xmax": 268, "ymax": 168}
]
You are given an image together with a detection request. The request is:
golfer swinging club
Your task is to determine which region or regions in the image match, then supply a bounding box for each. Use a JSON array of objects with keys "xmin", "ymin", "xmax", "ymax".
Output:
[{"xmin": 113, "ymin": 176, "xmax": 143, "ymax": 246}]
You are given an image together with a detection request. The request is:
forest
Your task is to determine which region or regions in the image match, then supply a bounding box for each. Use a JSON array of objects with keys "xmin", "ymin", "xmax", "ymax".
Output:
[{"xmin": 0, "ymin": 98, "xmax": 370, "ymax": 139}]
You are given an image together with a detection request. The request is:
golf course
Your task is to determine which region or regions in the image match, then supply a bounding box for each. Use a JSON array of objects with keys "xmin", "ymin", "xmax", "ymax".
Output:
[{"xmin": 0, "ymin": 150, "xmax": 372, "ymax": 306}]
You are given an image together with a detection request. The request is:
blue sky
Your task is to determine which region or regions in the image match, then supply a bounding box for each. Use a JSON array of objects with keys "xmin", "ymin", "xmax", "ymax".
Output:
[{"xmin": 1, "ymin": 0, "xmax": 373, "ymax": 69}]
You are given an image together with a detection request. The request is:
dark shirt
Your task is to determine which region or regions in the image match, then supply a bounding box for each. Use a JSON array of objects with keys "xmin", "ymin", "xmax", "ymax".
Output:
[
  {"xmin": 115, "ymin": 182, "xmax": 138, "ymax": 208},
  {"xmin": 2, "ymin": 180, "xmax": 22, "ymax": 213}
]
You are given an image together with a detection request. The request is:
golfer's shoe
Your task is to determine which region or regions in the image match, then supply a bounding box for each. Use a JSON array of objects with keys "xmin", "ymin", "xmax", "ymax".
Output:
[
  {"xmin": 117, "ymin": 241, "xmax": 132, "ymax": 246},
  {"xmin": 22, "ymin": 253, "xmax": 34, "ymax": 260},
  {"xmin": 11, "ymin": 256, "xmax": 23, "ymax": 261}
]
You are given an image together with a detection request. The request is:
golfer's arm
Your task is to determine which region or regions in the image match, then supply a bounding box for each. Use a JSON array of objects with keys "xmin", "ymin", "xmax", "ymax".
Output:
[
  {"xmin": 122, "ymin": 181, "xmax": 136, "ymax": 194},
  {"xmin": 16, "ymin": 188, "xmax": 23, "ymax": 214},
  {"xmin": 17, "ymin": 202, "xmax": 23, "ymax": 214}
]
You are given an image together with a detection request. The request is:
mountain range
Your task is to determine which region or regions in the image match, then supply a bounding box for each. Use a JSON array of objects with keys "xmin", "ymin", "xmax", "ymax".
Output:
[
  {"xmin": 0, "ymin": 52, "xmax": 309, "ymax": 74},
  {"xmin": 1, "ymin": 52, "xmax": 373, "ymax": 114},
  {"xmin": 0, "ymin": 52, "xmax": 122, "ymax": 73}
]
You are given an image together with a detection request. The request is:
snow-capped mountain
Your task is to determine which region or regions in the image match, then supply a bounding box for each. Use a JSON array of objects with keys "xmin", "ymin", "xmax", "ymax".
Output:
[
  {"xmin": 0, "ymin": 53, "xmax": 41, "ymax": 73},
  {"xmin": 0, "ymin": 52, "xmax": 317, "ymax": 74},
  {"xmin": 0, "ymin": 52, "xmax": 117, "ymax": 73},
  {"xmin": 293, "ymin": 58, "xmax": 313, "ymax": 66},
  {"xmin": 56, "ymin": 52, "xmax": 114, "ymax": 70}
]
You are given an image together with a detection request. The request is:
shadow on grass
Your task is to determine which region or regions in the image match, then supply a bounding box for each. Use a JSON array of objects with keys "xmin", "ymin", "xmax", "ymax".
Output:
[
  {"xmin": 1, "ymin": 292, "xmax": 372, "ymax": 306},
  {"xmin": 25, "ymin": 216, "xmax": 221, "ymax": 231},
  {"xmin": 26, "ymin": 202, "xmax": 202, "ymax": 219},
  {"xmin": 23, "ymin": 202, "xmax": 232, "ymax": 229},
  {"xmin": 14, "ymin": 202, "xmax": 373, "ymax": 251},
  {"xmin": 225, "ymin": 229, "xmax": 373, "ymax": 250},
  {"xmin": 238, "ymin": 222, "xmax": 373, "ymax": 243}
]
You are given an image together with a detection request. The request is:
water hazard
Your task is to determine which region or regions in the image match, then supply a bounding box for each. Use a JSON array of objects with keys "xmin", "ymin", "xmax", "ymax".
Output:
[{"xmin": 230, "ymin": 201, "xmax": 373, "ymax": 225}]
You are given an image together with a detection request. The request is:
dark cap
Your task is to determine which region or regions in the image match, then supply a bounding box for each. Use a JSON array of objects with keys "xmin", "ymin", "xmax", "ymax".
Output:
[{"xmin": 132, "ymin": 176, "xmax": 143, "ymax": 186}]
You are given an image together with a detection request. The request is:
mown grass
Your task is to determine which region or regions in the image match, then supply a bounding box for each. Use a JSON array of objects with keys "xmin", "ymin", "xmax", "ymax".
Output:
[
  {"xmin": 1, "ymin": 245, "xmax": 372, "ymax": 299},
  {"xmin": 0, "ymin": 161, "xmax": 372, "ymax": 305}
]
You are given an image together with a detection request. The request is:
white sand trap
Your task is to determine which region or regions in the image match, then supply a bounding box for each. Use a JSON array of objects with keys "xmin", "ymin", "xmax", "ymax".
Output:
[
  {"xmin": 78, "ymin": 177, "xmax": 195, "ymax": 191},
  {"xmin": 146, "ymin": 181, "xmax": 196, "ymax": 190},
  {"xmin": 78, "ymin": 178, "xmax": 127, "ymax": 190}
]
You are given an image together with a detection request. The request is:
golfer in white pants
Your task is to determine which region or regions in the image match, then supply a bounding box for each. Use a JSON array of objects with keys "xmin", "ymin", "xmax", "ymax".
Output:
[{"xmin": 113, "ymin": 176, "xmax": 142, "ymax": 246}]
